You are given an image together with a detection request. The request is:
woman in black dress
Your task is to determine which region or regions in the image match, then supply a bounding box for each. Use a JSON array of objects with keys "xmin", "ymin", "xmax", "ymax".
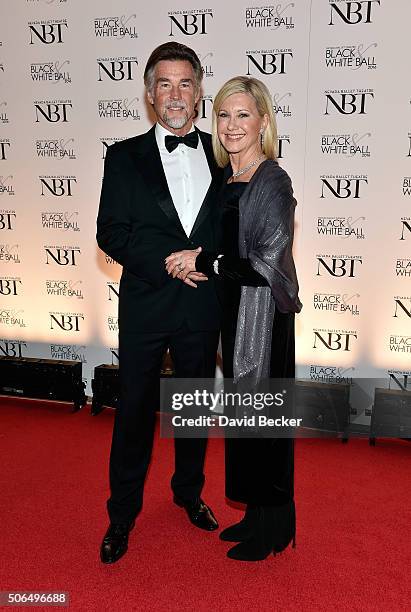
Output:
[{"xmin": 165, "ymin": 76, "xmax": 302, "ymax": 561}]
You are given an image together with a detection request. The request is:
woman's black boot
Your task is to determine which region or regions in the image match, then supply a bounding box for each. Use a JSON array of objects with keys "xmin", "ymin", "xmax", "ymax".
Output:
[
  {"xmin": 273, "ymin": 499, "xmax": 296, "ymax": 554},
  {"xmin": 219, "ymin": 505, "xmax": 257, "ymax": 542},
  {"xmin": 227, "ymin": 501, "xmax": 296, "ymax": 561}
]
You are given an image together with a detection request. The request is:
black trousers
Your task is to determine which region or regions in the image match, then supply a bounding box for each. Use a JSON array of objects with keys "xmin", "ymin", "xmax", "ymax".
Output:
[
  {"xmin": 107, "ymin": 325, "xmax": 219, "ymax": 524},
  {"xmin": 222, "ymin": 310, "xmax": 295, "ymax": 506}
]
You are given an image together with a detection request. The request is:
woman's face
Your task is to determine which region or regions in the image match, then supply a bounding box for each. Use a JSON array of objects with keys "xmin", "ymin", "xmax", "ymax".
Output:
[{"xmin": 216, "ymin": 92, "xmax": 268, "ymax": 157}]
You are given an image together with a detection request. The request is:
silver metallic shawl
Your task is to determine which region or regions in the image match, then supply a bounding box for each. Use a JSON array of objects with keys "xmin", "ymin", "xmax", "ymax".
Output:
[{"xmin": 233, "ymin": 159, "xmax": 302, "ymax": 386}]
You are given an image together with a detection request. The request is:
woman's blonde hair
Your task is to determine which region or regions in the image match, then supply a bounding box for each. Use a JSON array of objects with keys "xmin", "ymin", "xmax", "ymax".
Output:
[{"xmin": 212, "ymin": 76, "xmax": 278, "ymax": 168}]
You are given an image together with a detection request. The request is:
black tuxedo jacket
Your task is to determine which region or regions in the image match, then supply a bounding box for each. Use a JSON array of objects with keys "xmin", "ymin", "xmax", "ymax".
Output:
[{"xmin": 97, "ymin": 125, "xmax": 222, "ymax": 333}]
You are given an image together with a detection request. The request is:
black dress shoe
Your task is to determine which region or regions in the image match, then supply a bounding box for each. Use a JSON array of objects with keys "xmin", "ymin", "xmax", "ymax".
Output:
[
  {"xmin": 173, "ymin": 496, "xmax": 219, "ymax": 531},
  {"xmin": 100, "ymin": 520, "xmax": 135, "ymax": 564}
]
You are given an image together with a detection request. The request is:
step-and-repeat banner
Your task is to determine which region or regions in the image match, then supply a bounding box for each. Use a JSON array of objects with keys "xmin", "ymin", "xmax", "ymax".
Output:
[{"xmin": 1, "ymin": 1, "xmax": 410, "ymax": 417}]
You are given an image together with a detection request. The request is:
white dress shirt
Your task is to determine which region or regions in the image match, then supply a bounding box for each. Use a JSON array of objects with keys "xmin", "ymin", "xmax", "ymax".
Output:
[{"xmin": 155, "ymin": 122, "xmax": 211, "ymax": 237}]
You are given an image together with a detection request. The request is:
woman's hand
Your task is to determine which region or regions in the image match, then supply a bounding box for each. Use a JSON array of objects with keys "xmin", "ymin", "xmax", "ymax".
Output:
[
  {"xmin": 165, "ymin": 247, "xmax": 201, "ymax": 279},
  {"xmin": 182, "ymin": 271, "xmax": 208, "ymax": 288},
  {"xmin": 165, "ymin": 247, "xmax": 207, "ymax": 288}
]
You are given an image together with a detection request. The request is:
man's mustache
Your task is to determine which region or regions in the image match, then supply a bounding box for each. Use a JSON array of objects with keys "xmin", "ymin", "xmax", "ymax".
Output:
[{"xmin": 165, "ymin": 101, "xmax": 187, "ymax": 110}]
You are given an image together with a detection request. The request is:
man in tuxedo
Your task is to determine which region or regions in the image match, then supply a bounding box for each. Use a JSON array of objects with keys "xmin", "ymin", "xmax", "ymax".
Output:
[{"xmin": 96, "ymin": 42, "xmax": 221, "ymax": 564}]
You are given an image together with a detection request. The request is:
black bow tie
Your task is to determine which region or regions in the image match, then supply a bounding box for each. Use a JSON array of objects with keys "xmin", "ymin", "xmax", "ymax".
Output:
[{"xmin": 164, "ymin": 131, "xmax": 199, "ymax": 153}]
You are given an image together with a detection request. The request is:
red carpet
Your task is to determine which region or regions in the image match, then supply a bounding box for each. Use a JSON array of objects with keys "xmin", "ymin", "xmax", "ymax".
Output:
[{"xmin": 0, "ymin": 397, "xmax": 410, "ymax": 611}]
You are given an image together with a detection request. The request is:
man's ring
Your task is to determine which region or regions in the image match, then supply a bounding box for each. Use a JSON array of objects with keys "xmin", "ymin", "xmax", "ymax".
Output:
[{"xmin": 178, "ymin": 262, "xmax": 183, "ymax": 271}]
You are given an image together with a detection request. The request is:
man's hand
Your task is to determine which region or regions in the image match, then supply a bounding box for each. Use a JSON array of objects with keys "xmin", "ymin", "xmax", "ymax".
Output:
[{"xmin": 165, "ymin": 247, "xmax": 202, "ymax": 279}]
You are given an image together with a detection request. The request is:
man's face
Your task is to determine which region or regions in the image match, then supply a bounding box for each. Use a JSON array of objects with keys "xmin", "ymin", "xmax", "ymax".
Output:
[{"xmin": 147, "ymin": 59, "xmax": 200, "ymax": 136}]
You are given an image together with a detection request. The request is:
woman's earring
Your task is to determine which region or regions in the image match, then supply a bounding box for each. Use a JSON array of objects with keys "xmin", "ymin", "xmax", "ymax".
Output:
[{"xmin": 260, "ymin": 130, "xmax": 265, "ymax": 149}]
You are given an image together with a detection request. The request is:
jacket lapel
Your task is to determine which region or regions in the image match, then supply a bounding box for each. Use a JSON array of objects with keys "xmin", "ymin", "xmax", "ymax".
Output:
[
  {"xmin": 190, "ymin": 128, "xmax": 222, "ymax": 239},
  {"xmin": 132, "ymin": 126, "xmax": 186, "ymax": 235}
]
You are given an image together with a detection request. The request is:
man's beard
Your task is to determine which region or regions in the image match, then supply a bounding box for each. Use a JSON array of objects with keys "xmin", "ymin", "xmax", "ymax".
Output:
[{"xmin": 162, "ymin": 101, "xmax": 191, "ymax": 130}]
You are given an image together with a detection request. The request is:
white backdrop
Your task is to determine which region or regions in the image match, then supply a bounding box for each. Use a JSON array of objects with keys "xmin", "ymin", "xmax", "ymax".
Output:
[{"xmin": 1, "ymin": 0, "xmax": 410, "ymax": 417}]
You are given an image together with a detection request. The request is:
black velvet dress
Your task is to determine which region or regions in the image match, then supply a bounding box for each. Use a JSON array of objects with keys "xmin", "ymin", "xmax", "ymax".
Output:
[{"xmin": 197, "ymin": 181, "xmax": 295, "ymax": 507}]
